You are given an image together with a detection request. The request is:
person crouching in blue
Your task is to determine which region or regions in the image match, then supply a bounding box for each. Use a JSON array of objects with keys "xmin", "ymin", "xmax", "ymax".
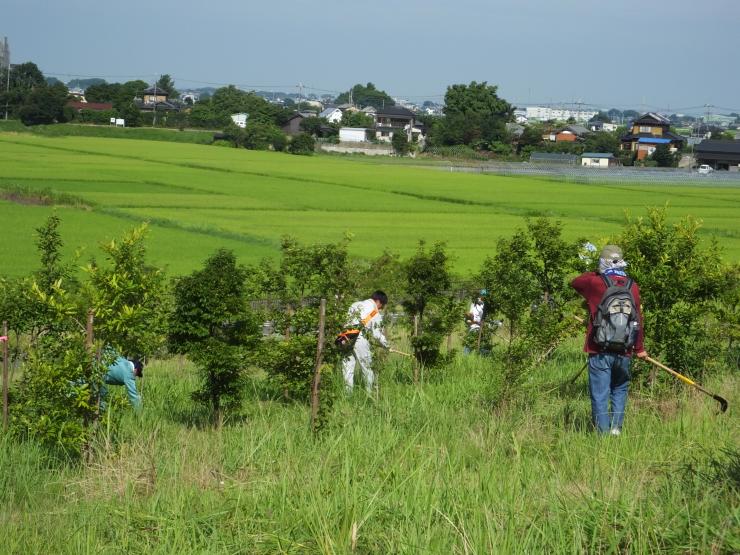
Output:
[{"xmin": 101, "ymin": 355, "xmax": 144, "ymax": 410}]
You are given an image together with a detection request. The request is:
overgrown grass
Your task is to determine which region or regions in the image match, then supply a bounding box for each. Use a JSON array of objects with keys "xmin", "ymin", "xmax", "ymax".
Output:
[{"xmin": 1, "ymin": 348, "xmax": 737, "ymax": 553}]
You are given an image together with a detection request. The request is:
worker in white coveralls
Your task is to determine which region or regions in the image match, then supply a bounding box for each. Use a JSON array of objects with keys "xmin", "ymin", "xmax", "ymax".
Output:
[{"xmin": 341, "ymin": 290, "xmax": 390, "ymax": 392}]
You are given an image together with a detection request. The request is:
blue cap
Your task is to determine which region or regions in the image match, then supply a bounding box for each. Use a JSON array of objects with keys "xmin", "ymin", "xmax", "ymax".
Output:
[{"xmin": 479, "ymin": 289, "xmax": 488, "ymax": 297}]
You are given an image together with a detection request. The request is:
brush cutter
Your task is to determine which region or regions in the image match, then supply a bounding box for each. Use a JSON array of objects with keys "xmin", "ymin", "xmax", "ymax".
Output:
[
  {"xmin": 645, "ymin": 356, "xmax": 728, "ymax": 413},
  {"xmin": 389, "ymin": 348, "xmax": 412, "ymax": 358}
]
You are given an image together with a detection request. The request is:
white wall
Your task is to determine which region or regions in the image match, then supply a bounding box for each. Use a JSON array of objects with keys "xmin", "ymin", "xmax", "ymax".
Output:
[
  {"xmin": 339, "ymin": 128, "xmax": 368, "ymax": 142},
  {"xmin": 581, "ymin": 157, "xmax": 610, "ymax": 168}
]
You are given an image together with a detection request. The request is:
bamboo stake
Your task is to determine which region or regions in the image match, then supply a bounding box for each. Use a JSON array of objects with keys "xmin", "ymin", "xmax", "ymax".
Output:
[{"xmin": 310, "ymin": 299, "xmax": 327, "ymax": 431}]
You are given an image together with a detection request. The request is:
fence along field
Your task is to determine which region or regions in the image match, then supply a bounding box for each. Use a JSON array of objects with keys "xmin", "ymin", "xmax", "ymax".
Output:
[
  {"xmin": 0, "ymin": 132, "xmax": 738, "ymax": 552},
  {"xmin": 0, "ymin": 132, "xmax": 739, "ymax": 278}
]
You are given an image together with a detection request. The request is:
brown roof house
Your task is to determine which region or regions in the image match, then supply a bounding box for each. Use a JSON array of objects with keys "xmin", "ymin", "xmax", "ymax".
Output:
[{"xmin": 620, "ymin": 112, "xmax": 684, "ymax": 160}]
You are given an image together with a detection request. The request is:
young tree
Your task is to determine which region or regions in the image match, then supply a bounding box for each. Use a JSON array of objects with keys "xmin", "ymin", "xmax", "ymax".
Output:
[
  {"xmin": 392, "ymin": 131, "xmax": 410, "ymax": 155},
  {"xmin": 170, "ymin": 249, "xmax": 259, "ymax": 421},
  {"xmin": 403, "ymin": 241, "xmax": 453, "ymax": 365},
  {"xmin": 85, "ymin": 224, "xmax": 167, "ymax": 359},
  {"xmin": 650, "ymin": 144, "xmax": 678, "ymax": 167},
  {"xmin": 34, "ymin": 214, "xmax": 71, "ymax": 294},
  {"xmin": 618, "ymin": 207, "xmax": 733, "ymax": 378}
]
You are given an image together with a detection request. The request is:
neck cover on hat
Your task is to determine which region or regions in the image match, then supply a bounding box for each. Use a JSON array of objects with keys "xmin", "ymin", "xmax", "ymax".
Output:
[{"xmin": 599, "ymin": 257, "xmax": 628, "ymax": 277}]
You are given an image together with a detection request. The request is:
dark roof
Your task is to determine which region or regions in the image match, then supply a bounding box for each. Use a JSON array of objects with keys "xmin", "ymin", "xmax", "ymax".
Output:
[
  {"xmin": 582, "ymin": 152, "xmax": 615, "ymax": 158},
  {"xmin": 695, "ymin": 140, "xmax": 740, "ymax": 155},
  {"xmin": 134, "ymin": 99, "xmax": 179, "ymax": 111},
  {"xmin": 632, "ymin": 112, "xmax": 670, "ymax": 126},
  {"xmin": 375, "ymin": 106, "xmax": 415, "ymax": 118},
  {"xmin": 565, "ymin": 124, "xmax": 590, "ymax": 135},
  {"xmin": 143, "ymin": 86, "xmax": 169, "ymax": 95},
  {"xmin": 529, "ymin": 152, "xmax": 578, "ymax": 164}
]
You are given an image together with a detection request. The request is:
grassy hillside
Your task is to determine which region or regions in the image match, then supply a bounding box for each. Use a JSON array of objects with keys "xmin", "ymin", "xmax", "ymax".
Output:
[
  {"xmin": 1, "ymin": 133, "xmax": 739, "ymax": 277},
  {"xmin": 1, "ymin": 350, "xmax": 737, "ymax": 553}
]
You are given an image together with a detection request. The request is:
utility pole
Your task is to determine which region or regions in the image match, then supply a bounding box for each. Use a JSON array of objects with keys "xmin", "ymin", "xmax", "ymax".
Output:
[
  {"xmin": 152, "ymin": 76, "xmax": 157, "ymax": 127},
  {"xmin": 2, "ymin": 37, "xmax": 10, "ymax": 120},
  {"xmin": 4, "ymin": 64, "xmax": 10, "ymax": 120}
]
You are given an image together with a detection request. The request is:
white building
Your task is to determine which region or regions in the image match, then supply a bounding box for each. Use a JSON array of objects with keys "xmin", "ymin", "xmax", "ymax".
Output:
[
  {"xmin": 339, "ymin": 127, "xmax": 370, "ymax": 143},
  {"xmin": 526, "ymin": 106, "xmax": 598, "ymax": 122},
  {"xmin": 319, "ymin": 107, "xmax": 343, "ymax": 124},
  {"xmin": 231, "ymin": 113, "xmax": 249, "ymax": 128},
  {"xmin": 581, "ymin": 152, "xmax": 618, "ymax": 168}
]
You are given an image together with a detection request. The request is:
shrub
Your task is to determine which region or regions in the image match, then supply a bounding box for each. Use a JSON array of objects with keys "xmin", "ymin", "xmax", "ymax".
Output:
[
  {"xmin": 170, "ymin": 249, "xmax": 260, "ymax": 422},
  {"xmin": 84, "ymin": 224, "xmax": 168, "ymax": 359},
  {"xmin": 288, "ymin": 133, "xmax": 315, "ymax": 155},
  {"xmin": 403, "ymin": 241, "xmax": 454, "ymax": 367},
  {"xmin": 617, "ymin": 207, "xmax": 734, "ymax": 379}
]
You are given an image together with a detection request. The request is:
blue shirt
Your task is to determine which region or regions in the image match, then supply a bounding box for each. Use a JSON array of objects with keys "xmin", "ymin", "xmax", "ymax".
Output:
[{"xmin": 104, "ymin": 356, "xmax": 142, "ymax": 408}]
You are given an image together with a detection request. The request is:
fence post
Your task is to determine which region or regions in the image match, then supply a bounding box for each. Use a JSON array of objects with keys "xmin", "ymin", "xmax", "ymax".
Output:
[
  {"xmin": 310, "ymin": 298, "xmax": 327, "ymax": 431},
  {"xmin": 412, "ymin": 314, "xmax": 420, "ymax": 384},
  {"xmin": 2, "ymin": 321, "xmax": 8, "ymax": 430}
]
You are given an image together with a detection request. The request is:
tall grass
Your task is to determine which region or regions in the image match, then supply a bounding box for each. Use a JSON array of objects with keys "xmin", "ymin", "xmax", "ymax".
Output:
[{"xmin": 1, "ymin": 351, "xmax": 737, "ymax": 553}]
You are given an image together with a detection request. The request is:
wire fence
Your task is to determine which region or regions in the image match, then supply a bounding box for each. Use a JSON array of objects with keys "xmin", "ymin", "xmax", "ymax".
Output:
[{"xmin": 440, "ymin": 163, "xmax": 740, "ymax": 186}]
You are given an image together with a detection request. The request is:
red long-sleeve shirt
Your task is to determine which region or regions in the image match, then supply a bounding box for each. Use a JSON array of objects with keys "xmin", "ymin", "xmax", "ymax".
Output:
[{"xmin": 570, "ymin": 272, "xmax": 645, "ymax": 356}]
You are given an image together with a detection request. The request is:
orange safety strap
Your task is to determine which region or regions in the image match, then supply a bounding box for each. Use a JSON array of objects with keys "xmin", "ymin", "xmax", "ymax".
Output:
[{"xmin": 360, "ymin": 308, "xmax": 378, "ymax": 326}]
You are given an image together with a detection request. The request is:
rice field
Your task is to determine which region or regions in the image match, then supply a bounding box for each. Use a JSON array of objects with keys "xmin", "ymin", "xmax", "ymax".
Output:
[{"xmin": 1, "ymin": 132, "xmax": 739, "ymax": 277}]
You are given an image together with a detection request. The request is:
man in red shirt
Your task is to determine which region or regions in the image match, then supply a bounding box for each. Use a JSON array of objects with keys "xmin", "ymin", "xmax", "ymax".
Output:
[{"xmin": 571, "ymin": 245, "xmax": 648, "ymax": 435}]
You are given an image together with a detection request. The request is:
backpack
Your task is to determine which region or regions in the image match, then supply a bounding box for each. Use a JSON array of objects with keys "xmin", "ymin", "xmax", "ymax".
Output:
[
  {"xmin": 592, "ymin": 275, "xmax": 640, "ymax": 353},
  {"xmin": 334, "ymin": 306, "xmax": 379, "ymax": 352}
]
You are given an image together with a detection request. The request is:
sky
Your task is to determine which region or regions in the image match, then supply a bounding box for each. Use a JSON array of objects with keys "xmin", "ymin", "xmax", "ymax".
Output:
[{"xmin": 4, "ymin": 0, "xmax": 740, "ymax": 114}]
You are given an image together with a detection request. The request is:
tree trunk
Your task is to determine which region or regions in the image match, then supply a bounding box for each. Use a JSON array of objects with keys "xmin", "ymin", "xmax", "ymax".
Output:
[{"xmin": 310, "ymin": 299, "xmax": 327, "ymax": 432}]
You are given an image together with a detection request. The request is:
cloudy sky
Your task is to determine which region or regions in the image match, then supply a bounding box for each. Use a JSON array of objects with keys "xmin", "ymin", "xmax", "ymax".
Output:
[{"xmin": 5, "ymin": 0, "xmax": 740, "ymax": 113}]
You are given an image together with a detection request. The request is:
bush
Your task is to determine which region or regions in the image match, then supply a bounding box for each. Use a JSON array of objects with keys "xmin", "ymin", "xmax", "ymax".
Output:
[
  {"xmin": 288, "ymin": 133, "xmax": 315, "ymax": 155},
  {"xmin": 170, "ymin": 249, "xmax": 260, "ymax": 422},
  {"xmin": 618, "ymin": 207, "xmax": 734, "ymax": 379}
]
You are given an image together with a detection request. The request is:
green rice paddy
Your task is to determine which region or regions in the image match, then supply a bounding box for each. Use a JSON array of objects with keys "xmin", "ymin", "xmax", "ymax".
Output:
[{"xmin": 1, "ymin": 132, "xmax": 738, "ymax": 276}]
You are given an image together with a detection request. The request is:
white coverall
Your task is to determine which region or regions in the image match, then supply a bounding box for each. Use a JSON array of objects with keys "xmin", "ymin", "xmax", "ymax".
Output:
[
  {"xmin": 468, "ymin": 301, "xmax": 485, "ymax": 331},
  {"xmin": 341, "ymin": 299, "xmax": 389, "ymax": 392}
]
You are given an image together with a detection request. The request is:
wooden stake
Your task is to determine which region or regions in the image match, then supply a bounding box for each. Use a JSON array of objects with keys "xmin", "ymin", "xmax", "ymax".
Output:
[
  {"xmin": 310, "ymin": 298, "xmax": 327, "ymax": 431},
  {"xmin": 2, "ymin": 321, "xmax": 8, "ymax": 430},
  {"xmin": 412, "ymin": 314, "xmax": 419, "ymax": 384}
]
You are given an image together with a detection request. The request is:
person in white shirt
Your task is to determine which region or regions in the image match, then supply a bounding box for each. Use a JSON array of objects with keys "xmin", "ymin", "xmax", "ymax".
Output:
[
  {"xmin": 464, "ymin": 289, "xmax": 488, "ymax": 354},
  {"xmin": 341, "ymin": 291, "xmax": 389, "ymax": 392}
]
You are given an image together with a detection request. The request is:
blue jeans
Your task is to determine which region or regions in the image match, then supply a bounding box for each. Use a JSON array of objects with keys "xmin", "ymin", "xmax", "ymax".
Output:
[{"xmin": 588, "ymin": 353, "xmax": 631, "ymax": 434}]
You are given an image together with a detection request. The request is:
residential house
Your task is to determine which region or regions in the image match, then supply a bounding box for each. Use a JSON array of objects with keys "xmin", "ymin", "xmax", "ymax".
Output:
[
  {"xmin": 143, "ymin": 86, "xmax": 168, "ymax": 105},
  {"xmin": 620, "ymin": 112, "xmax": 684, "ymax": 160},
  {"xmin": 361, "ymin": 105, "xmax": 377, "ymax": 117},
  {"xmin": 546, "ymin": 125, "xmax": 590, "ymax": 143},
  {"xmin": 694, "ymin": 140, "xmax": 740, "ymax": 171},
  {"xmin": 588, "ymin": 120, "xmax": 618, "ymax": 132},
  {"xmin": 581, "ymin": 152, "xmax": 618, "ymax": 168},
  {"xmin": 136, "ymin": 85, "xmax": 178, "ymax": 112},
  {"xmin": 282, "ymin": 112, "xmax": 307, "ymax": 135},
  {"xmin": 319, "ymin": 107, "xmax": 343, "ymax": 124},
  {"xmin": 374, "ymin": 105, "xmax": 416, "ymax": 142}
]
